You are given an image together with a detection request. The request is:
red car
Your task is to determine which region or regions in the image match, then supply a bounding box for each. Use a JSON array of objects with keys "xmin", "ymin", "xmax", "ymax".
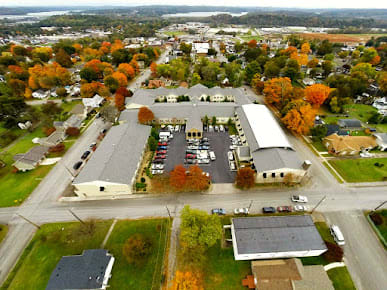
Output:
[
  {"xmin": 158, "ymin": 142, "xmax": 168, "ymax": 146},
  {"xmin": 156, "ymin": 150, "xmax": 167, "ymax": 155},
  {"xmin": 186, "ymin": 154, "xmax": 196, "ymax": 159},
  {"xmin": 277, "ymin": 206, "xmax": 293, "ymax": 213},
  {"xmin": 154, "ymin": 155, "xmax": 166, "ymax": 160}
]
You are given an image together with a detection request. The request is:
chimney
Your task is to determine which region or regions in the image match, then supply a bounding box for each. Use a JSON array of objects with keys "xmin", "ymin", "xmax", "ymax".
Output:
[{"xmin": 302, "ymin": 160, "xmax": 312, "ymax": 170}]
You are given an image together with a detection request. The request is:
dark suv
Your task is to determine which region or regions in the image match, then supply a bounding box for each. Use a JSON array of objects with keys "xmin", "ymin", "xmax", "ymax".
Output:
[
  {"xmin": 73, "ymin": 161, "xmax": 83, "ymax": 170},
  {"xmin": 262, "ymin": 207, "xmax": 276, "ymax": 214}
]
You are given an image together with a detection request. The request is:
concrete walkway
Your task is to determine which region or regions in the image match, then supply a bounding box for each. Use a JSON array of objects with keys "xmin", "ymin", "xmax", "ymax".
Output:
[
  {"xmin": 166, "ymin": 215, "xmax": 181, "ymax": 289},
  {"xmin": 324, "ymin": 262, "xmax": 346, "ymax": 271},
  {"xmin": 101, "ymin": 219, "xmax": 117, "ymax": 248}
]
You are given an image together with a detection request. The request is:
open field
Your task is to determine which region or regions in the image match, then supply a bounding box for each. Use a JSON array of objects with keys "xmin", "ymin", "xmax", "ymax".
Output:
[
  {"xmin": 163, "ymin": 31, "xmax": 187, "ymax": 37},
  {"xmin": 329, "ymin": 158, "xmax": 387, "ymax": 183},
  {"xmin": 300, "ymin": 33, "xmax": 387, "ymax": 43},
  {"xmin": 327, "ymin": 267, "xmax": 356, "ymax": 290},
  {"xmin": 1, "ymin": 221, "xmax": 112, "ymax": 290},
  {"xmin": 105, "ymin": 218, "xmax": 170, "ymax": 290}
]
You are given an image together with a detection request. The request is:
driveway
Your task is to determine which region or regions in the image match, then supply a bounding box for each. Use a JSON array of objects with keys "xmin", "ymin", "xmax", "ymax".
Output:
[{"xmin": 325, "ymin": 211, "xmax": 387, "ymax": 290}]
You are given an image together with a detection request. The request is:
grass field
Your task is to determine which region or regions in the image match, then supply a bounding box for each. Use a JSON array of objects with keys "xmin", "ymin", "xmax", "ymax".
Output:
[
  {"xmin": 105, "ymin": 218, "xmax": 170, "ymax": 290},
  {"xmin": 312, "ymin": 140, "xmax": 327, "ymax": 152},
  {"xmin": 0, "ymin": 125, "xmax": 54, "ymax": 207},
  {"xmin": 300, "ymin": 33, "xmax": 387, "ymax": 43},
  {"xmin": 329, "ymin": 158, "xmax": 387, "ymax": 182},
  {"xmin": 0, "ymin": 224, "xmax": 8, "ymax": 244},
  {"xmin": 327, "ymin": 267, "xmax": 356, "ymax": 290},
  {"xmin": 1, "ymin": 221, "xmax": 112, "ymax": 290},
  {"xmin": 239, "ymin": 35, "xmax": 263, "ymax": 42},
  {"xmin": 163, "ymin": 31, "xmax": 187, "ymax": 37}
]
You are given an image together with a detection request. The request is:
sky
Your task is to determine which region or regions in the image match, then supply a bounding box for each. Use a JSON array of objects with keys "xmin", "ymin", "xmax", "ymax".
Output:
[{"xmin": 3, "ymin": 0, "xmax": 387, "ymax": 9}]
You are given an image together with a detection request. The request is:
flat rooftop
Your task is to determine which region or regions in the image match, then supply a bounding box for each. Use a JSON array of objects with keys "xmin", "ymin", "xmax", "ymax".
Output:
[{"xmin": 232, "ymin": 215, "xmax": 327, "ymax": 255}]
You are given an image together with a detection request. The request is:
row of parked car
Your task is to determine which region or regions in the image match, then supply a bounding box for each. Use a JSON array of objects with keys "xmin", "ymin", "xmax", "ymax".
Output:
[
  {"xmin": 151, "ymin": 135, "xmax": 171, "ymax": 175},
  {"xmin": 184, "ymin": 137, "xmax": 215, "ymax": 165}
]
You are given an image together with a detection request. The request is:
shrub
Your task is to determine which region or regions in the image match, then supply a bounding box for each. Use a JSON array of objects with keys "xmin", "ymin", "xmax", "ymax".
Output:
[
  {"xmin": 140, "ymin": 177, "xmax": 146, "ymax": 183},
  {"xmin": 370, "ymin": 213, "xmax": 383, "ymax": 226},
  {"xmin": 49, "ymin": 143, "xmax": 65, "ymax": 153},
  {"xmin": 66, "ymin": 127, "xmax": 80, "ymax": 136},
  {"xmin": 122, "ymin": 234, "xmax": 152, "ymax": 265},
  {"xmin": 323, "ymin": 241, "xmax": 344, "ymax": 263},
  {"xmin": 44, "ymin": 127, "xmax": 56, "ymax": 136},
  {"xmin": 136, "ymin": 182, "xmax": 146, "ymax": 189}
]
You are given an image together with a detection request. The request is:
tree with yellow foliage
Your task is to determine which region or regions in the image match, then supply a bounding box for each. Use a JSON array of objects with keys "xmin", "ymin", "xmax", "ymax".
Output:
[
  {"xmin": 170, "ymin": 271, "xmax": 202, "ymax": 290},
  {"xmin": 263, "ymin": 77, "xmax": 293, "ymax": 106},
  {"xmin": 301, "ymin": 42, "xmax": 311, "ymax": 54},
  {"xmin": 282, "ymin": 102, "xmax": 315, "ymax": 135}
]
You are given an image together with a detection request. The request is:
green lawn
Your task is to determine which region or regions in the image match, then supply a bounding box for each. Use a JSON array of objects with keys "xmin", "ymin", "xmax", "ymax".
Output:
[
  {"xmin": 327, "ymin": 267, "xmax": 356, "ymax": 290},
  {"xmin": 329, "ymin": 158, "xmax": 387, "ymax": 182},
  {"xmin": 105, "ymin": 218, "xmax": 170, "ymax": 290},
  {"xmin": 0, "ymin": 224, "xmax": 8, "ymax": 244},
  {"xmin": 312, "ymin": 140, "xmax": 327, "ymax": 152},
  {"xmin": 1, "ymin": 221, "xmax": 112, "ymax": 290},
  {"xmin": 164, "ymin": 31, "xmax": 187, "ymax": 37},
  {"xmin": 239, "ymin": 35, "xmax": 263, "ymax": 42},
  {"xmin": 369, "ymin": 209, "xmax": 387, "ymax": 243},
  {"xmin": 0, "ymin": 125, "xmax": 55, "ymax": 207}
]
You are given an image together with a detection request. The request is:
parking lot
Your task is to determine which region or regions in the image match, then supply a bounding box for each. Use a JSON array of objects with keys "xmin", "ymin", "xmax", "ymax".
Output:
[{"xmin": 163, "ymin": 131, "xmax": 236, "ymax": 183}]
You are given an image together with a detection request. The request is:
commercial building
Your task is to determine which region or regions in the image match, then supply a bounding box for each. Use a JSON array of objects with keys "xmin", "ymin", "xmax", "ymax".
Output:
[{"xmin": 229, "ymin": 215, "xmax": 327, "ymax": 260}]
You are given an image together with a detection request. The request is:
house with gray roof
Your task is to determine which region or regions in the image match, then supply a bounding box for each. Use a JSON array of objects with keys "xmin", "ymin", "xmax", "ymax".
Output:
[
  {"xmin": 229, "ymin": 215, "xmax": 327, "ymax": 260},
  {"xmin": 46, "ymin": 249, "xmax": 115, "ymax": 290},
  {"xmin": 73, "ymin": 111, "xmax": 150, "ymax": 197},
  {"xmin": 13, "ymin": 146, "xmax": 49, "ymax": 171},
  {"xmin": 337, "ymin": 119, "xmax": 362, "ymax": 130}
]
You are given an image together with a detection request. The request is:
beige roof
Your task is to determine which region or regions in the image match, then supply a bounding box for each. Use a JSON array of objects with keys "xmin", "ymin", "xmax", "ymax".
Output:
[
  {"xmin": 252, "ymin": 259, "xmax": 303, "ymax": 281},
  {"xmin": 324, "ymin": 134, "xmax": 377, "ymax": 152},
  {"xmin": 293, "ymin": 265, "xmax": 334, "ymax": 290}
]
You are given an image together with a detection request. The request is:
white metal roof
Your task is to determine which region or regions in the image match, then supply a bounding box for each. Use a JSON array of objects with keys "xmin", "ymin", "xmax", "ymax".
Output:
[{"xmin": 241, "ymin": 104, "xmax": 292, "ymax": 149}]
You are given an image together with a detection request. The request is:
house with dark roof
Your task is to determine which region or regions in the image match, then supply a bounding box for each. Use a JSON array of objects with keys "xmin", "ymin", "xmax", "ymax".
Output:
[
  {"xmin": 46, "ymin": 249, "xmax": 114, "ymax": 290},
  {"xmin": 229, "ymin": 215, "xmax": 327, "ymax": 260},
  {"xmin": 337, "ymin": 119, "xmax": 362, "ymax": 130}
]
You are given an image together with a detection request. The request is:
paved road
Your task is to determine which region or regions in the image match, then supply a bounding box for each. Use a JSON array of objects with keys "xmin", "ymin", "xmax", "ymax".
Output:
[{"xmin": 325, "ymin": 211, "xmax": 387, "ymax": 290}]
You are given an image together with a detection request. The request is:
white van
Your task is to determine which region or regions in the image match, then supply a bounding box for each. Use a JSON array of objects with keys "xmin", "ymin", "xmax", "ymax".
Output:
[
  {"xmin": 330, "ymin": 225, "xmax": 345, "ymax": 246},
  {"xmin": 209, "ymin": 151, "xmax": 216, "ymax": 161}
]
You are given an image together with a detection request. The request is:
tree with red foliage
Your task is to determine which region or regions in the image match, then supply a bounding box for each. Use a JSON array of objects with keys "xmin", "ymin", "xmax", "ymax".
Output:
[
  {"xmin": 66, "ymin": 127, "xmax": 80, "ymax": 136},
  {"xmin": 247, "ymin": 39, "xmax": 257, "ymax": 48},
  {"xmin": 186, "ymin": 165, "xmax": 210, "ymax": 191},
  {"xmin": 116, "ymin": 87, "xmax": 131, "ymax": 97},
  {"xmin": 138, "ymin": 106, "xmax": 154, "ymax": 124},
  {"xmin": 170, "ymin": 164, "xmax": 187, "ymax": 189},
  {"xmin": 44, "ymin": 127, "xmax": 56, "ymax": 136},
  {"xmin": 115, "ymin": 93, "xmax": 125, "ymax": 111},
  {"xmin": 150, "ymin": 62, "xmax": 158, "ymax": 77},
  {"xmin": 235, "ymin": 167, "xmax": 256, "ymax": 189},
  {"xmin": 323, "ymin": 241, "xmax": 344, "ymax": 263},
  {"xmin": 49, "ymin": 143, "xmax": 65, "ymax": 153}
]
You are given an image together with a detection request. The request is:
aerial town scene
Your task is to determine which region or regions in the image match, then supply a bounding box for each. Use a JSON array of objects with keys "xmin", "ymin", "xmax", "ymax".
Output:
[{"xmin": 0, "ymin": 1, "xmax": 386, "ymax": 289}]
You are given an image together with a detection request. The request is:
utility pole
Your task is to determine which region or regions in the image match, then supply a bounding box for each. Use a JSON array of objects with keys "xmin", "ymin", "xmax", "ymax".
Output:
[
  {"xmin": 311, "ymin": 196, "xmax": 326, "ymax": 214},
  {"xmin": 371, "ymin": 200, "xmax": 387, "ymax": 214},
  {"xmin": 165, "ymin": 206, "xmax": 172, "ymax": 220},
  {"xmin": 68, "ymin": 208, "xmax": 84, "ymax": 224},
  {"xmin": 63, "ymin": 164, "xmax": 75, "ymax": 177},
  {"xmin": 17, "ymin": 214, "xmax": 40, "ymax": 229},
  {"xmin": 248, "ymin": 200, "xmax": 253, "ymax": 211}
]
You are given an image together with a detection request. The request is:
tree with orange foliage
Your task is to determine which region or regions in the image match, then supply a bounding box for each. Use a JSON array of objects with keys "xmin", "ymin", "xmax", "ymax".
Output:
[
  {"xmin": 186, "ymin": 165, "xmax": 210, "ymax": 191},
  {"xmin": 370, "ymin": 55, "xmax": 381, "ymax": 66},
  {"xmin": 263, "ymin": 77, "xmax": 293, "ymax": 106},
  {"xmin": 111, "ymin": 39, "xmax": 124, "ymax": 53},
  {"xmin": 116, "ymin": 87, "xmax": 131, "ymax": 97},
  {"xmin": 84, "ymin": 59, "xmax": 112, "ymax": 78},
  {"xmin": 150, "ymin": 62, "xmax": 158, "ymax": 77},
  {"xmin": 282, "ymin": 46, "xmax": 297, "ymax": 56},
  {"xmin": 170, "ymin": 164, "xmax": 187, "ymax": 189},
  {"xmin": 28, "ymin": 62, "xmax": 71, "ymax": 90},
  {"xmin": 235, "ymin": 167, "xmax": 255, "ymax": 189},
  {"xmin": 138, "ymin": 106, "xmax": 154, "ymax": 124},
  {"xmin": 117, "ymin": 63, "xmax": 135, "ymax": 79},
  {"xmin": 99, "ymin": 41, "xmax": 111, "ymax": 54},
  {"xmin": 301, "ymin": 42, "xmax": 311, "ymax": 54},
  {"xmin": 247, "ymin": 39, "xmax": 257, "ymax": 48},
  {"xmin": 112, "ymin": 71, "xmax": 128, "ymax": 87},
  {"xmin": 115, "ymin": 93, "xmax": 125, "ymax": 111},
  {"xmin": 305, "ymin": 84, "xmax": 331, "ymax": 107},
  {"xmin": 130, "ymin": 59, "xmax": 140, "ymax": 74},
  {"xmin": 377, "ymin": 71, "xmax": 387, "ymax": 93},
  {"xmin": 72, "ymin": 43, "xmax": 82, "ymax": 53},
  {"xmin": 81, "ymin": 82, "xmax": 110, "ymax": 98},
  {"xmin": 290, "ymin": 52, "xmax": 308, "ymax": 66},
  {"xmin": 170, "ymin": 271, "xmax": 203, "ymax": 290},
  {"xmin": 82, "ymin": 47, "xmax": 101, "ymax": 61},
  {"xmin": 282, "ymin": 102, "xmax": 315, "ymax": 135}
]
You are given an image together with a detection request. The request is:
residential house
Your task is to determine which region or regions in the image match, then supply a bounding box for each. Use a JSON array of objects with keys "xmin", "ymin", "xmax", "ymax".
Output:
[
  {"xmin": 70, "ymin": 103, "xmax": 88, "ymax": 119},
  {"xmin": 373, "ymin": 133, "xmax": 387, "ymax": 151},
  {"xmin": 82, "ymin": 94, "xmax": 104, "ymax": 108},
  {"xmin": 148, "ymin": 79, "xmax": 165, "ymax": 89},
  {"xmin": 38, "ymin": 128, "xmax": 66, "ymax": 147},
  {"xmin": 245, "ymin": 258, "xmax": 333, "ymax": 290},
  {"xmin": 32, "ymin": 89, "xmax": 49, "ymax": 99},
  {"xmin": 64, "ymin": 114, "xmax": 83, "ymax": 129},
  {"xmin": 46, "ymin": 249, "xmax": 115, "ymax": 290},
  {"xmin": 13, "ymin": 146, "xmax": 49, "ymax": 171},
  {"xmin": 323, "ymin": 133, "xmax": 377, "ymax": 155},
  {"xmin": 337, "ymin": 119, "xmax": 362, "ymax": 130},
  {"xmin": 325, "ymin": 124, "xmax": 349, "ymax": 137},
  {"xmin": 373, "ymin": 97, "xmax": 387, "ymax": 116}
]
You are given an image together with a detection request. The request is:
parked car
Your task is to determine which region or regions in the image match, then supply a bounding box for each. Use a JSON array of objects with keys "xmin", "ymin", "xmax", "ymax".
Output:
[
  {"xmin": 153, "ymin": 159, "xmax": 164, "ymax": 164},
  {"xmin": 208, "ymin": 125, "xmax": 214, "ymax": 132},
  {"xmin": 73, "ymin": 161, "xmax": 83, "ymax": 170},
  {"xmin": 175, "ymin": 125, "xmax": 180, "ymax": 132},
  {"xmin": 277, "ymin": 206, "xmax": 293, "ymax": 213},
  {"xmin": 228, "ymin": 151, "xmax": 234, "ymax": 161},
  {"xmin": 158, "ymin": 142, "xmax": 168, "ymax": 146},
  {"xmin": 202, "ymin": 137, "xmax": 209, "ymax": 142},
  {"xmin": 330, "ymin": 225, "xmax": 345, "ymax": 246},
  {"xmin": 89, "ymin": 142, "xmax": 97, "ymax": 149},
  {"xmin": 198, "ymin": 159, "xmax": 210, "ymax": 164},
  {"xmin": 157, "ymin": 146, "xmax": 167, "ymax": 150},
  {"xmin": 81, "ymin": 150, "xmax": 91, "ymax": 160},
  {"xmin": 230, "ymin": 162, "xmax": 236, "ymax": 171},
  {"xmin": 154, "ymin": 155, "xmax": 166, "ymax": 160},
  {"xmin": 291, "ymin": 195, "xmax": 308, "ymax": 203},
  {"xmin": 262, "ymin": 207, "xmax": 276, "ymax": 214},
  {"xmin": 211, "ymin": 208, "xmax": 226, "ymax": 215},
  {"xmin": 187, "ymin": 145, "xmax": 199, "ymax": 150},
  {"xmin": 294, "ymin": 205, "xmax": 308, "ymax": 212},
  {"xmin": 199, "ymin": 145, "xmax": 209, "ymax": 150},
  {"xmin": 209, "ymin": 151, "xmax": 216, "ymax": 161},
  {"xmin": 219, "ymin": 125, "xmax": 225, "ymax": 132},
  {"xmin": 186, "ymin": 159, "xmax": 198, "ymax": 164},
  {"xmin": 186, "ymin": 154, "xmax": 196, "ymax": 159},
  {"xmin": 234, "ymin": 208, "xmax": 249, "ymax": 215},
  {"xmin": 186, "ymin": 149, "xmax": 195, "ymax": 154},
  {"xmin": 214, "ymin": 125, "xmax": 219, "ymax": 131},
  {"xmin": 156, "ymin": 150, "xmax": 167, "ymax": 155}
]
